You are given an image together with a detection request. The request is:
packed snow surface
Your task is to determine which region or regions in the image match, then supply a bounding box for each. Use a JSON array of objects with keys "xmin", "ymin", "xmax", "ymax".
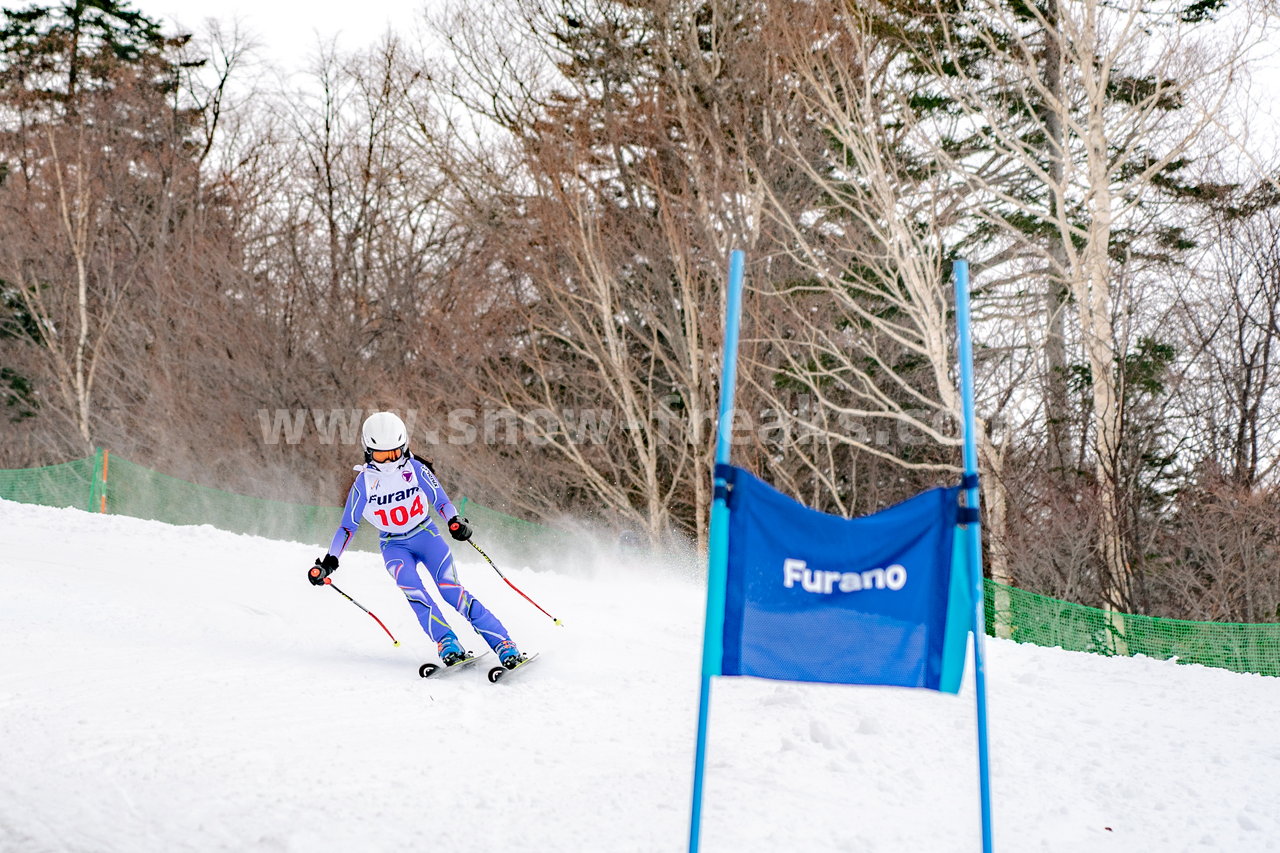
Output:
[{"xmin": 2, "ymin": 500, "xmax": 1279, "ymax": 852}]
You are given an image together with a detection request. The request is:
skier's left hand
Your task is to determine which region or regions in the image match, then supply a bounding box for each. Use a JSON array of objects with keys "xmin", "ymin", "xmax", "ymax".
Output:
[{"xmin": 447, "ymin": 516, "xmax": 472, "ymax": 541}]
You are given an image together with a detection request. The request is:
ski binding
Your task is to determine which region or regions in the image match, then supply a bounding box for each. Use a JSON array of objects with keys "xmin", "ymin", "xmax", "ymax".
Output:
[
  {"xmin": 487, "ymin": 652, "xmax": 540, "ymax": 683},
  {"xmin": 419, "ymin": 651, "xmax": 490, "ymax": 678}
]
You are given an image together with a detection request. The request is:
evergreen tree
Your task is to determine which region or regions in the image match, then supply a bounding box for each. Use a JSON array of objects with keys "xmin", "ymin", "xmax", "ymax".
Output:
[{"xmin": 0, "ymin": 0, "xmax": 168, "ymax": 108}]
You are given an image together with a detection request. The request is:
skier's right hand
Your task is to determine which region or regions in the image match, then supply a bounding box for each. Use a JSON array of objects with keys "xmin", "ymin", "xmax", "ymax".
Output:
[{"xmin": 309, "ymin": 554, "xmax": 339, "ymax": 586}]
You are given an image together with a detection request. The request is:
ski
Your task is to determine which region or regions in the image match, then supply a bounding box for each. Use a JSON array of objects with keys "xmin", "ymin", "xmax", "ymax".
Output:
[
  {"xmin": 419, "ymin": 651, "xmax": 490, "ymax": 679},
  {"xmin": 486, "ymin": 652, "xmax": 540, "ymax": 683}
]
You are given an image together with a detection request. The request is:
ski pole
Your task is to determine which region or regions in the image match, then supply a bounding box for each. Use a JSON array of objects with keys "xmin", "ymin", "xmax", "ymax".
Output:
[
  {"xmin": 312, "ymin": 574, "xmax": 401, "ymax": 646},
  {"xmin": 468, "ymin": 539, "xmax": 565, "ymax": 627}
]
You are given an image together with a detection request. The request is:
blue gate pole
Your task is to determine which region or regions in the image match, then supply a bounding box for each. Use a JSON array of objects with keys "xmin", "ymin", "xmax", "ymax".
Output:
[
  {"xmin": 954, "ymin": 259, "xmax": 995, "ymax": 853},
  {"xmin": 689, "ymin": 249, "xmax": 746, "ymax": 853}
]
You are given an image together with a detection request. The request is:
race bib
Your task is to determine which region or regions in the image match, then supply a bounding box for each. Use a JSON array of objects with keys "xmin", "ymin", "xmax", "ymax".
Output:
[{"xmin": 361, "ymin": 467, "xmax": 428, "ymax": 533}]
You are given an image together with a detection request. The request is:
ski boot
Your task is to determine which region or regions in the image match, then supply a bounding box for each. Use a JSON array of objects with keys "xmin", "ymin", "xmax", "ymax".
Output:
[
  {"xmin": 494, "ymin": 638, "xmax": 526, "ymax": 670},
  {"xmin": 438, "ymin": 633, "xmax": 467, "ymax": 667}
]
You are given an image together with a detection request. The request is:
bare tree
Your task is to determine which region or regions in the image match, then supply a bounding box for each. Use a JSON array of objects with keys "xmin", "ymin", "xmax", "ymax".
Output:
[
  {"xmin": 429, "ymin": 0, "xmax": 807, "ymax": 549},
  {"xmin": 1153, "ymin": 471, "xmax": 1280, "ymax": 622},
  {"xmin": 901, "ymin": 0, "xmax": 1275, "ymax": 610},
  {"xmin": 0, "ymin": 9, "xmax": 197, "ymax": 456},
  {"xmin": 1177, "ymin": 189, "xmax": 1280, "ymax": 489},
  {"xmin": 702, "ymin": 3, "xmax": 1027, "ymax": 594}
]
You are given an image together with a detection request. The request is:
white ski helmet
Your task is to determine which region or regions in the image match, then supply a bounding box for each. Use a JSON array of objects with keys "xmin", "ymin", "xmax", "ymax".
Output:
[{"xmin": 362, "ymin": 411, "xmax": 408, "ymax": 464}]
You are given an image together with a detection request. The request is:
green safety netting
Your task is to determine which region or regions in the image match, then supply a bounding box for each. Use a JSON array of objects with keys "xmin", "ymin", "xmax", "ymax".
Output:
[
  {"xmin": 0, "ymin": 450, "xmax": 569, "ymax": 558},
  {"xmin": 985, "ymin": 581, "xmax": 1279, "ymax": 677},
  {"xmin": 0, "ymin": 454, "xmax": 100, "ymax": 511},
  {"xmin": 2, "ymin": 451, "xmax": 1277, "ymax": 677}
]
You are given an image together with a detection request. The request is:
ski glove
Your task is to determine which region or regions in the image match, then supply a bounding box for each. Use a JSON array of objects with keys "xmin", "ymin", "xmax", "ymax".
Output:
[
  {"xmin": 447, "ymin": 516, "xmax": 472, "ymax": 541},
  {"xmin": 309, "ymin": 554, "xmax": 339, "ymax": 586}
]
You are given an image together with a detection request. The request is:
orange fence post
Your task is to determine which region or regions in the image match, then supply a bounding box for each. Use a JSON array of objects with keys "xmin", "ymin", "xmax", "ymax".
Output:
[{"xmin": 99, "ymin": 449, "xmax": 109, "ymax": 513}]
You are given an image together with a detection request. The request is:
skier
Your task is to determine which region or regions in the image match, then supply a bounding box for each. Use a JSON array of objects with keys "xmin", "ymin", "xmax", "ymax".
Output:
[{"xmin": 309, "ymin": 411, "xmax": 526, "ymax": 669}]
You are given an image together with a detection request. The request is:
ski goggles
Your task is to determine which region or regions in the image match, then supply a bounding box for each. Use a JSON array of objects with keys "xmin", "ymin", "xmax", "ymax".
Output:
[{"xmin": 370, "ymin": 447, "xmax": 404, "ymax": 464}]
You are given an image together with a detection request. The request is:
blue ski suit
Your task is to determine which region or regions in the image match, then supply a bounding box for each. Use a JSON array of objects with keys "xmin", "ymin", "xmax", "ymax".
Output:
[{"xmin": 328, "ymin": 455, "xmax": 513, "ymax": 651}]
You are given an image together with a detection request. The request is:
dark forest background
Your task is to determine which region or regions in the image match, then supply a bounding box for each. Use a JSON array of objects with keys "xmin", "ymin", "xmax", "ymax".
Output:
[{"xmin": 4, "ymin": 0, "xmax": 1280, "ymax": 622}]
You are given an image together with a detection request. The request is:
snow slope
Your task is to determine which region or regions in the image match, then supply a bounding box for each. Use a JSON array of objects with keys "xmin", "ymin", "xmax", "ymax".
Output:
[{"xmin": 2, "ymin": 499, "xmax": 1278, "ymax": 853}]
